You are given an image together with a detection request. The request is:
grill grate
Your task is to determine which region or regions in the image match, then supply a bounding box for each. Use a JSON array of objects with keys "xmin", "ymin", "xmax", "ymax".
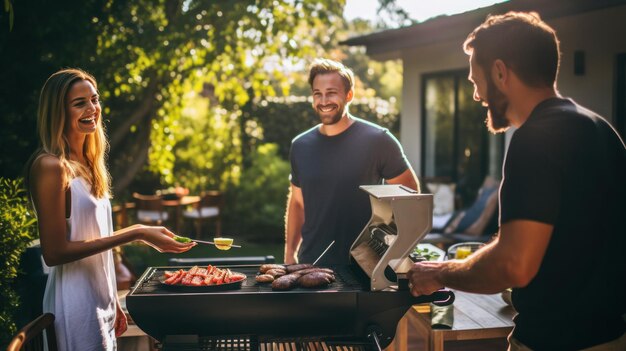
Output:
[
  {"xmin": 201, "ymin": 336, "xmax": 252, "ymax": 350},
  {"xmin": 163, "ymin": 335, "xmax": 373, "ymax": 351},
  {"xmin": 131, "ymin": 265, "xmax": 367, "ymax": 295}
]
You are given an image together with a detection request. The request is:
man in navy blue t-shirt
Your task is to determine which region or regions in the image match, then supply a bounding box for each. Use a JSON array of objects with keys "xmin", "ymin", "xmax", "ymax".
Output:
[
  {"xmin": 285, "ymin": 58, "xmax": 418, "ymax": 265},
  {"xmin": 407, "ymin": 12, "xmax": 626, "ymax": 350}
]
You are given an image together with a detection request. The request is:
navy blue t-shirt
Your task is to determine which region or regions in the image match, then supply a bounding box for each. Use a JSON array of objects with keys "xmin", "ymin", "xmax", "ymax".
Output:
[
  {"xmin": 501, "ymin": 98, "xmax": 626, "ymax": 350},
  {"xmin": 290, "ymin": 117, "xmax": 410, "ymax": 265}
]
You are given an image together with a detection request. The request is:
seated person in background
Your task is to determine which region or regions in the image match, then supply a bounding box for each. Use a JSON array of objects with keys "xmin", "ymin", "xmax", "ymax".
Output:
[{"xmin": 426, "ymin": 181, "xmax": 456, "ymax": 231}]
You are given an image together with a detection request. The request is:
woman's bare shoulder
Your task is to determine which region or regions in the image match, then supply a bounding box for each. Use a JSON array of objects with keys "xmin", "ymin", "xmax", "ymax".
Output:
[{"xmin": 30, "ymin": 154, "xmax": 64, "ymax": 183}]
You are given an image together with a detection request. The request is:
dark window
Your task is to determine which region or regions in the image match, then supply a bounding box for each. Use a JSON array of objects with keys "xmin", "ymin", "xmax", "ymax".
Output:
[{"xmin": 421, "ymin": 70, "xmax": 504, "ymax": 206}]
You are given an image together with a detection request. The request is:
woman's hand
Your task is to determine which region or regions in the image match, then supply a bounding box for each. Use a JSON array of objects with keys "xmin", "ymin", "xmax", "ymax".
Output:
[
  {"xmin": 114, "ymin": 302, "xmax": 128, "ymax": 337},
  {"xmin": 135, "ymin": 225, "xmax": 196, "ymax": 253}
]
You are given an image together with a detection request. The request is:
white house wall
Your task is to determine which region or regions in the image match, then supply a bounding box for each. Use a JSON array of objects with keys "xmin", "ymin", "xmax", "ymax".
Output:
[
  {"xmin": 551, "ymin": 6, "xmax": 626, "ymax": 119},
  {"xmin": 399, "ymin": 5, "xmax": 626, "ymax": 174}
]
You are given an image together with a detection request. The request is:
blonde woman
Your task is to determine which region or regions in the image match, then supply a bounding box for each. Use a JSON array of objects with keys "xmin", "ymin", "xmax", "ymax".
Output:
[{"xmin": 26, "ymin": 68, "xmax": 195, "ymax": 351}]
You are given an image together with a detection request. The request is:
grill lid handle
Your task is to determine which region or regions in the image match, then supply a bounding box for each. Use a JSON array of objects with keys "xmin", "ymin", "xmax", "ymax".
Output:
[{"xmin": 429, "ymin": 289, "xmax": 455, "ymax": 307}]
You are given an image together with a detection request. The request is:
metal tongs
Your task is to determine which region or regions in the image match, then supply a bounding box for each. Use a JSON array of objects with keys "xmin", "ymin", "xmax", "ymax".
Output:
[{"xmin": 312, "ymin": 240, "xmax": 335, "ymax": 265}]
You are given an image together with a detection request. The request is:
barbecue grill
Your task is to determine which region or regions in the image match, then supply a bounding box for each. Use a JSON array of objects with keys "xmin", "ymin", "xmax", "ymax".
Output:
[{"xmin": 126, "ymin": 185, "xmax": 455, "ymax": 351}]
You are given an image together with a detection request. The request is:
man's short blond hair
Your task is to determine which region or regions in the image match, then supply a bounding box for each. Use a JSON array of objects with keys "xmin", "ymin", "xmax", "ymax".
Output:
[{"xmin": 308, "ymin": 58, "xmax": 354, "ymax": 93}]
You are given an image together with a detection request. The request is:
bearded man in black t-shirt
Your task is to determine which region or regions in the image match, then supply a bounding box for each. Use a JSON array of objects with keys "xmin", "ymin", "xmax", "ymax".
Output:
[{"xmin": 407, "ymin": 11, "xmax": 626, "ymax": 351}]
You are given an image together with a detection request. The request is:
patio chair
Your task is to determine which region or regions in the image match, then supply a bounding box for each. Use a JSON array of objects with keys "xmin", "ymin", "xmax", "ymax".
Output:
[
  {"xmin": 132, "ymin": 193, "xmax": 169, "ymax": 226},
  {"xmin": 6, "ymin": 313, "xmax": 57, "ymax": 351},
  {"xmin": 182, "ymin": 190, "xmax": 223, "ymax": 238},
  {"xmin": 111, "ymin": 202, "xmax": 136, "ymax": 230},
  {"xmin": 423, "ymin": 176, "xmax": 500, "ymax": 247}
]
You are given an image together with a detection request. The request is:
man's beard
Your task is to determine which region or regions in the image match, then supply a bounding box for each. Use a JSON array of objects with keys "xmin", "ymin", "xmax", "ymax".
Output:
[
  {"xmin": 315, "ymin": 106, "xmax": 344, "ymax": 125},
  {"xmin": 485, "ymin": 78, "xmax": 510, "ymax": 134}
]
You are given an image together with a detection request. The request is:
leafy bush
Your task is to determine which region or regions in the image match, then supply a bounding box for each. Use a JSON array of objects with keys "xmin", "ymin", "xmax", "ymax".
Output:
[
  {"xmin": 228, "ymin": 143, "xmax": 290, "ymax": 241},
  {"xmin": 0, "ymin": 178, "xmax": 37, "ymax": 345}
]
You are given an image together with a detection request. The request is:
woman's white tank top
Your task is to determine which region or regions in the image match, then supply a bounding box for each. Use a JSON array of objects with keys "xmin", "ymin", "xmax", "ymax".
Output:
[{"xmin": 42, "ymin": 177, "xmax": 117, "ymax": 351}]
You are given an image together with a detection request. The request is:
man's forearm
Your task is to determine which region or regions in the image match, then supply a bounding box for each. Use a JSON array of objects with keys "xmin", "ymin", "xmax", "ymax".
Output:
[
  {"xmin": 284, "ymin": 226, "xmax": 302, "ymax": 264},
  {"xmin": 410, "ymin": 237, "xmax": 516, "ymax": 295},
  {"xmin": 386, "ymin": 168, "xmax": 420, "ymax": 192},
  {"xmin": 437, "ymin": 239, "xmax": 518, "ymax": 294},
  {"xmin": 411, "ymin": 221, "xmax": 552, "ymax": 296},
  {"xmin": 284, "ymin": 199, "xmax": 304, "ymax": 264},
  {"xmin": 284, "ymin": 235, "xmax": 301, "ymax": 263}
]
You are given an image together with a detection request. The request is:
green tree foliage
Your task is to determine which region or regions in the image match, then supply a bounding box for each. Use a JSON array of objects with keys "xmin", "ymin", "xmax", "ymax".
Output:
[
  {"xmin": 0, "ymin": 0, "xmax": 344, "ymax": 193},
  {"xmin": 173, "ymin": 93, "xmax": 242, "ymax": 193},
  {"xmin": 374, "ymin": 0, "xmax": 415, "ymax": 28},
  {"xmin": 95, "ymin": 0, "xmax": 345, "ymax": 191},
  {"xmin": 0, "ymin": 0, "xmax": 104, "ymax": 180},
  {"xmin": 0, "ymin": 0, "xmax": 408, "ymax": 242},
  {"xmin": 2, "ymin": 0, "xmax": 13, "ymax": 31},
  {"xmin": 0, "ymin": 178, "xmax": 37, "ymax": 345},
  {"xmin": 336, "ymin": 19, "xmax": 404, "ymax": 105}
]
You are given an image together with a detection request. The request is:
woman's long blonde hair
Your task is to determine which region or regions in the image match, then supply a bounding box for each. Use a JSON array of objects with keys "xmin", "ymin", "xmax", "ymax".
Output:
[{"xmin": 28, "ymin": 68, "xmax": 111, "ymax": 198}]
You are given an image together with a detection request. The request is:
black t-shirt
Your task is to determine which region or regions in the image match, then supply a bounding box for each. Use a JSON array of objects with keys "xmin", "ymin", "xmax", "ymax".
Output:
[
  {"xmin": 501, "ymin": 98, "xmax": 626, "ymax": 350},
  {"xmin": 290, "ymin": 117, "xmax": 410, "ymax": 265}
]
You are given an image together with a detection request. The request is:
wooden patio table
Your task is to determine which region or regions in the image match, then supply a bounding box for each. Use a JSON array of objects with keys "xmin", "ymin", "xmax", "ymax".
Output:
[
  {"xmin": 388, "ymin": 290, "xmax": 516, "ymax": 351},
  {"xmin": 161, "ymin": 195, "xmax": 200, "ymax": 234}
]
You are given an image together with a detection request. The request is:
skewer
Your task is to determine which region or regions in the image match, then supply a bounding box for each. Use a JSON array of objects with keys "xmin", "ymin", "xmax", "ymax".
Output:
[{"xmin": 192, "ymin": 239, "xmax": 241, "ymax": 248}]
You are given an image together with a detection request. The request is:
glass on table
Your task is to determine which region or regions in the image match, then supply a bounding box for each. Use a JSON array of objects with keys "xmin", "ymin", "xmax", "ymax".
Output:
[{"xmin": 446, "ymin": 242, "xmax": 485, "ymax": 260}]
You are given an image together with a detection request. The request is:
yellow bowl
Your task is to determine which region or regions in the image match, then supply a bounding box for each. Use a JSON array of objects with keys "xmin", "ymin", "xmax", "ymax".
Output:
[{"xmin": 214, "ymin": 237, "xmax": 234, "ymax": 251}]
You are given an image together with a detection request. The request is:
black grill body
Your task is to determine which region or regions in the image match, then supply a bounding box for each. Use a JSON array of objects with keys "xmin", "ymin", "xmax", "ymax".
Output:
[{"xmin": 126, "ymin": 264, "xmax": 453, "ymax": 350}]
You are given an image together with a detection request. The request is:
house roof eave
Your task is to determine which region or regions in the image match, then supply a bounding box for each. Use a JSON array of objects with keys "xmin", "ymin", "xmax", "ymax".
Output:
[{"xmin": 341, "ymin": 0, "xmax": 626, "ymax": 55}]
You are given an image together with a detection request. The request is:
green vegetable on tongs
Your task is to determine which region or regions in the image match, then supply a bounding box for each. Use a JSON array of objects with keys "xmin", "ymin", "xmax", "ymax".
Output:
[{"xmin": 173, "ymin": 235, "xmax": 192, "ymax": 243}]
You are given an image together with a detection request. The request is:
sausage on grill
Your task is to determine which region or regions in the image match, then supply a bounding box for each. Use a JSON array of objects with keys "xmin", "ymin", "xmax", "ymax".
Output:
[
  {"xmin": 259, "ymin": 264, "xmax": 286, "ymax": 274},
  {"xmin": 294, "ymin": 267, "xmax": 334, "ymax": 276},
  {"xmin": 285, "ymin": 264, "xmax": 313, "ymax": 273},
  {"xmin": 265, "ymin": 269, "xmax": 286, "ymax": 278},
  {"xmin": 271, "ymin": 273, "xmax": 302, "ymax": 290},
  {"xmin": 255, "ymin": 274, "xmax": 275, "ymax": 283},
  {"xmin": 297, "ymin": 272, "xmax": 334, "ymax": 288}
]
